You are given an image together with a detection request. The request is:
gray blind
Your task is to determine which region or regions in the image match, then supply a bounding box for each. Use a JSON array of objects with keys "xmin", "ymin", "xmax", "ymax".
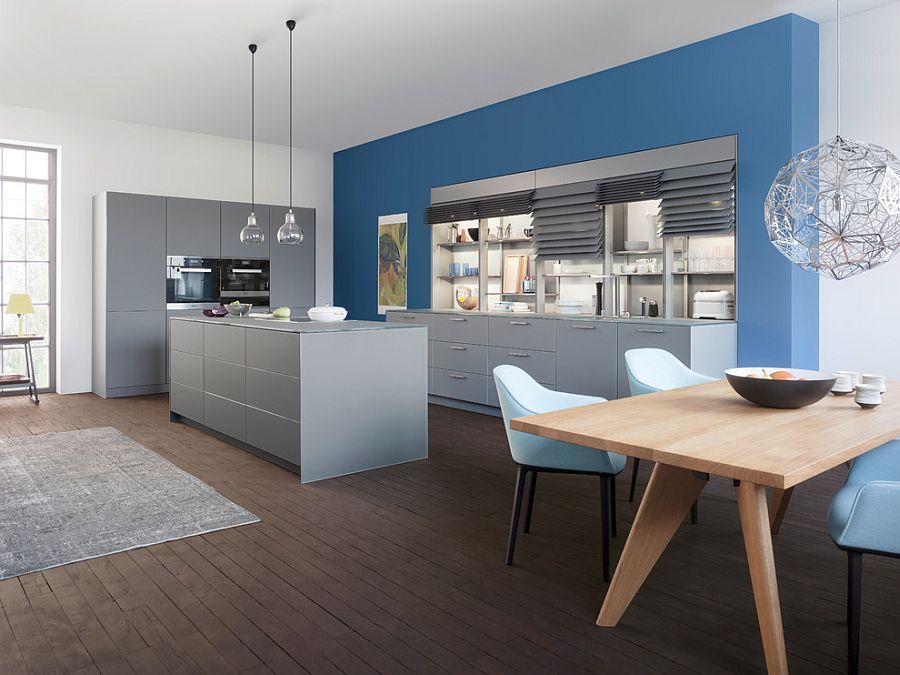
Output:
[
  {"xmin": 425, "ymin": 190, "xmax": 533, "ymax": 225},
  {"xmin": 595, "ymin": 171, "xmax": 661, "ymax": 205},
  {"xmin": 530, "ymin": 180, "xmax": 604, "ymax": 259},
  {"xmin": 656, "ymin": 160, "xmax": 735, "ymax": 236}
]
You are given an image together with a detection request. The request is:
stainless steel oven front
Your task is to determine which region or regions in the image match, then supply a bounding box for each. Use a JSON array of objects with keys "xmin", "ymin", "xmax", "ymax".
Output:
[
  {"xmin": 220, "ymin": 259, "xmax": 270, "ymax": 307},
  {"xmin": 166, "ymin": 256, "xmax": 221, "ymax": 309}
]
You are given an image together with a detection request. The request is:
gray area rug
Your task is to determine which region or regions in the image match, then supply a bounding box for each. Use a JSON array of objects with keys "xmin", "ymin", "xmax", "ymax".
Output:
[{"xmin": 0, "ymin": 427, "xmax": 259, "ymax": 580}]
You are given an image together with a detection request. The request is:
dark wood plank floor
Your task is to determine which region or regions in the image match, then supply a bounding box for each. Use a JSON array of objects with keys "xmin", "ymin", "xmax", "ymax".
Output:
[{"xmin": 0, "ymin": 393, "xmax": 898, "ymax": 674}]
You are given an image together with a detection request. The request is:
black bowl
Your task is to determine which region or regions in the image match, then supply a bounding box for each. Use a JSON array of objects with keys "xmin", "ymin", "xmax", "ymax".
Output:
[{"xmin": 725, "ymin": 368, "xmax": 836, "ymax": 409}]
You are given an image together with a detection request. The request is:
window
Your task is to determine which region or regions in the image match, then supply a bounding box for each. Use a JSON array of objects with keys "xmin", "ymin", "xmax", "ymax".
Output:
[{"xmin": 0, "ymin": 143, "xmax": 55, "ymax": 390}]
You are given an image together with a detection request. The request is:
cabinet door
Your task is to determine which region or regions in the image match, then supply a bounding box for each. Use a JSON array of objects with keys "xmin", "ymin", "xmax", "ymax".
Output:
[
  {"xmin": 269, "ymin": 205, "xmax": 315, "ymax": 309},
  {"xmin": 105, "ymin": 193, "xmax": 166, "ymax": 312},
  {"xmin": 616, "ymin": 323, "xmax": 691, "ymax": 397},
  {"xmin": 221, "ymin": 202, "xmax": 269, "ymax": 259},
  {"xmin": 556, "ymin": 320, "xmax": 618, "ymax": 400},
  {"xmin": 106, "ymin": 310, "xmax": 166, "ymax": 388},
  {"xmin": 166, "ymin": 197, "xmax": 221, "ymax": 257}
]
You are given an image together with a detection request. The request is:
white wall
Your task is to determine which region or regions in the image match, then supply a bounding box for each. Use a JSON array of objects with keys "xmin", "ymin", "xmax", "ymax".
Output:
[
  {"xmin": 0, "ymin": 102, "xmax": 333, "ymax": 394},
  {"xmin": 819, "ymin": 2, "xmax": 900, "ymax": 378}
]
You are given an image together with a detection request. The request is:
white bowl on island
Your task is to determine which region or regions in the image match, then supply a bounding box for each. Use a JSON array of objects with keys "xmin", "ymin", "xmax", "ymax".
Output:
[{"xmin": 307, "ymin": 305, "xmax": 348, "ymax": 322}]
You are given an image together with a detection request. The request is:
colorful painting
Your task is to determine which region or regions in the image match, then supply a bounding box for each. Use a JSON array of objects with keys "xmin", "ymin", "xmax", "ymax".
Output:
[{"xmin": 377, "ymin": 213, "xmax": 408, "ymax": 314}]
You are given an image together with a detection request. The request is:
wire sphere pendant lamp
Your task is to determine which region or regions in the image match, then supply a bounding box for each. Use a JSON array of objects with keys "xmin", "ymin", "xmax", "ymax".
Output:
[
  {"xmin": 240, "ymin": 43, "xmax": 265, "ymax": 245},
  {"xmin": 764, "ymin": 0, "xmax": 900, "ymax": 280},
  {"xmin": 276, "ymin": 19, "xmax": 304, "ymax": 245}
]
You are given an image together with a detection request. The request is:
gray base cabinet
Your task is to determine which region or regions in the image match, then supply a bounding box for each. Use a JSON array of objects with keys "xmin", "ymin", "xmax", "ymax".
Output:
[{"xmin": 557, "ymin": 320, "xmax": 618, "ymax": 400}]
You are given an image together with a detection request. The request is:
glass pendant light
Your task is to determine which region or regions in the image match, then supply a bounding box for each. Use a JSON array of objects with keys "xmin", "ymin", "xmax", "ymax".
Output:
[
  {"xmin": 276, "ymin": 19, "xmax": 304, "ymax": 245},
  {"xmin": 240, "ymin": 43, "xmax": 265, "ymax": 245}
]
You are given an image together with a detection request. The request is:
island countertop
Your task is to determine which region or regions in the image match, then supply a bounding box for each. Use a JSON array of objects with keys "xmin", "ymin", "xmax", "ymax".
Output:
[{"xmin": 169, "ymin": 315, "xmax": 423, "ymax": 333}]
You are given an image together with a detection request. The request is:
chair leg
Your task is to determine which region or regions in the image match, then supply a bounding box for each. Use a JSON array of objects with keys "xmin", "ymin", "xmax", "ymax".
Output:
[
  {"xmin": 629, "ymin": 458, "xmax": 641, "ymax": 502},
  {"xmin": 690, "ymin": 500, "xmax": 699, "ymax": 525},
  {"xmin": 524, "ymin": 471, "xmax": 538, "ymax": 534},
  {"xmin": 600, "ymin": 476, "xmax": 612, "ymax": 582},
  {"xmin": 848, "ymin": 551, "xmax": 862, "ymax": 675},
  {"xmin": 506, "ymin": 466, "xmax": 528, "ymax": 565},
  {"xmin": 610, "ymin": 475, "xmax": 618, "ymax": 538}
]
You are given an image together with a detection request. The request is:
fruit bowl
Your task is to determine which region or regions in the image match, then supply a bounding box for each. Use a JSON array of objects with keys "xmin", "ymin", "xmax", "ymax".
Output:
[
  {"xmin": 225, "ymin": 303, "xmax": 252, "ymax": 317},
  {"xmin": 307, "ymin": 305, "xmax": 347, "ymax": 322},
  {"xmin": 725, "ymin": 367, "xmax": 836, "ymax": 409}
]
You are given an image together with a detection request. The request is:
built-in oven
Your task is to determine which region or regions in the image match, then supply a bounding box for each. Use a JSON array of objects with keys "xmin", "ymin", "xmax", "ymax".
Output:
[
  {"xmin": 219, "ymin": 259, "xmax": 270, "ymax": 307},
  {"xmin": 166, "ymin": 256, "xmax": 221, "ymax": 309}
]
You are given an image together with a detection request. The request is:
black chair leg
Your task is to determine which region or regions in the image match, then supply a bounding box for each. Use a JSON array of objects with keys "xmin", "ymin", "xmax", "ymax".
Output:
[
  {"xmin": 629, "ymin": 458, "xmax": 641, "ymax": 502},
  {"xmin": 600, "ymin": 476, "xmax": 612, "ymax": 582},
  {"xmin": 848, "ymin": 551, "xmax": 862, "ymax": 675},
  {"xmin": 506, "ymin": 466, "xmax": 528, "ymax": 565},
  {"xmin": 610, "ymin": 475, "xmax": 617, "ymax": 538},
  {"xmin": 690, "ymin": 500, "xmax": 699, "ymax": 525},
  {"xmin": 524, "ymin": 471, "xmax": 538, "ymax": 533}
]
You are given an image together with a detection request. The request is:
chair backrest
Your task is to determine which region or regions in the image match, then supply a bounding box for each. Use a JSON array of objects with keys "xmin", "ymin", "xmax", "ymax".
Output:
[{"xmin": 624, "ymin": 348, "xmax": 714, "ymax": 396}]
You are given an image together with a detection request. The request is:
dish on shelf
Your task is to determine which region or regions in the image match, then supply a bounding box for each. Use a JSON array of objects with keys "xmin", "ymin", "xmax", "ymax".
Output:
[
  {"xmin": 624, "ymin": 240, "xmax": 649, "ymax": 251},
  {"xmin": 556, "ymin": 300, "xmax": 586, "ymax": 315},
  {"xmin": 725, "ymin": 367, "xmax": 836, "ymax": 409},
  {"xmin": 455, "ymin": 286, "xmax": 478, "ymax": 310}
]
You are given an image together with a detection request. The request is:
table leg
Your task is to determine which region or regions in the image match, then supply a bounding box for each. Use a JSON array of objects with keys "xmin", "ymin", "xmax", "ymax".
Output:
[
  {"xmin": 596, "ymin": 463, "xmax": 706, "ymax": 626},
  {"xmin": 24, "ymin": 342, "xmax": 39, "ymax": 404},
  {"xmin": 769, "ymin": 487, "xmax": 793, "ymax": 535},
  {"xmin": 737, "ymin": 481, "xmax": 789, "ymax": 675}
]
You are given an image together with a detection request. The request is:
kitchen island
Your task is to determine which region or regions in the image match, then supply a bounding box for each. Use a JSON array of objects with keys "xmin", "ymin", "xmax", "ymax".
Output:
[{"xmin": 169, "ymin": 316, "xmax": 428, "ymax": 482}]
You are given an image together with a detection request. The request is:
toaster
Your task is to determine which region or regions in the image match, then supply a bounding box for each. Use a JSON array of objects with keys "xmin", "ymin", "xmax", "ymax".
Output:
[{"xmin": 692, "ymin": 290, "xmax": 735, "ymax": 320}]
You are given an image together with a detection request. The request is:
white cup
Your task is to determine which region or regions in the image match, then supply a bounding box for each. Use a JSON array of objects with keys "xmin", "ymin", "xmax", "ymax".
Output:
[
  {"xmin": 835, "ymin": 371, "xmax": 861, "ymax": 388},
  {"xmin": 649, "ymin": 259, "xmax": 662, "ymax": 273},
  {"xmin": 855, "ymin": 383, "xmax": 882, "ymax": 409},
  {"xmin": 832, "ymin": 372, "xmax": 854, "ymax": 395},
  {"xmin": 861, "ymin": 373, "xmax": 886, "ymax": 394}
]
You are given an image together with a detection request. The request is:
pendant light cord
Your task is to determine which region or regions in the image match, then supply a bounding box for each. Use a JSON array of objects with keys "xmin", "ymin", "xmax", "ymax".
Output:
[
  {"xmin": 251, "ymin": 45, "xmax": 256, "ymax": 213},
  {"xmin": 836, "ymin": 0, "xmax": 841, "ymax": 137},
  {"xmin": 289, "ymin": 25, "xmax": 293, "ymax": 211}
]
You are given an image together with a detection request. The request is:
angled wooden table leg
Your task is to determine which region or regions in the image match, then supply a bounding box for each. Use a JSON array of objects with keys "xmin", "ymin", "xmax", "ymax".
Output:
[
  {"xmin": 596, "ymin": 463, "xmax": 706, "ymax": 626},
  {"xmin": 737, "ymin": 481, "xmax": 789, "ymax": 675},
  {"xmin": 769, "ymin": 487, "xmax": 794, "ymax": 535}
]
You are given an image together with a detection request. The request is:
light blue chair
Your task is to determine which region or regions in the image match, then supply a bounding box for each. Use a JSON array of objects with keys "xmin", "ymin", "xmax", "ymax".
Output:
[
  {"xmin": 827, "ymin": 439, "xmax": 900, "ymax": 675},
  {"xmin": 494, "ymin": 365, "xmax": 626, "ymax": 582},
  {"xmin": 624, "ymin": 348, "xmax": 715, "ymax": 510}
]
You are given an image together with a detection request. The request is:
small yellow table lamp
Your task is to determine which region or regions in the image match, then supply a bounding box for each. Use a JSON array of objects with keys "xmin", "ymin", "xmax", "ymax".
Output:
[{"xmin": 6, "ymin": 294, "xmax": 34, "ymax": 337}]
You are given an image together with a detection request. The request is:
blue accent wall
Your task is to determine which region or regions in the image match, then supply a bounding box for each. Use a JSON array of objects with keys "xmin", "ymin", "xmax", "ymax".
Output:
[{"xmin": 334, "ymin": 14, "xmax": 819, "ymax": 367}]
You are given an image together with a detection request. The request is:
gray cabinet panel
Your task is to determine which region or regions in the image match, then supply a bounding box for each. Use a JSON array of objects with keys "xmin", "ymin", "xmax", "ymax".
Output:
[
  {"xmin": 432, "ymin": 314, "xmax": 488, "ymax": 344},
  {"xmin": 106, "ymin": 311, "xmax": 166, "ymax": 388},
  {"xmin": 246, "ymin": 407, "xmax": 300, "ymax": 465},
  {"xmin": 204, "ymin": 393, "xmax": 245, "ymax": 441},
  {"xmin": 616, "ymin": 323, "xmax": 691, "ymax": 397},
  {"xmin": 204, "ymin": 358, "xmax": 245, "ymax": 403},
  {"xmin": 489, "ymin": 317, "xmax": 556, "ymax": 351},
  {"xmin": 430, "ymin": 368, "xmax": 488, "ymax": 404},
  {"xmin": 386, "ymin": 311, "xmax": 433, "ymax": 338},
  {"xmin": 246, "ymin": 368, "xmax": 300, "ymax": 422},
  {"xmin": 431, "ymin": 341, "xmax": 488, "ymax": 375},
  {"xmin": 106, "ymin": 193, "xmax": 166, "ymax": 311},
  {"xmin": 556, "ymin": 320, "xmax": 618, "ymax": 400},
  {"xmin": 170, "ymin": 318, "xmax": 204, "ymax": 356},
  {"xmin": 166, "ymin": 310, "xmax": 201, "ymax": 382},
  {"xmin": 488, "ymin": 346, "xmax": 556, "ymax": 384},
  {"xmin": 246, "ymin": 328, "xmax": 299, "ymax": 377},
  {"xmin": 170, "ymin": 351, "xmax": 203, "ymax": 389},
  {"xmin": 204, "ymin": 324, "xmax": 245, "ymax": 364},
  {"xmin": 166, "ymin": 197, "xmax": 221, "ymax": 257},
  {"xmin": 170, "ymin": 382, "xmax": 203, "ymax": 421},
  {"xmin": 221, "ymin": 202, "xmax": 269, "ymax": 259},
  {"xmin": 269, "ymin": 205, "xmax": 315, "ymax": 309}
]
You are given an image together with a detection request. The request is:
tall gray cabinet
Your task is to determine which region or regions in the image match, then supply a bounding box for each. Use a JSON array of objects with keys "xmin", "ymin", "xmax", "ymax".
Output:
[{"xmin": 269, "ymin": 205, "xmax": 316, "ymax": 314}]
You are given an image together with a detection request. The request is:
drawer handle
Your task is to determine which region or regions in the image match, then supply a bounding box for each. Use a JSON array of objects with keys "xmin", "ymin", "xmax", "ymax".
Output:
[
  {"xmin": 572, "ymin": 324, "xmax": 596, "ymax": 330},
  {"xmin": 451, "ymin": 318, "xmax": 468, "ymax": 322},
  {"xmin": 638, "ymin": 329, "xmax": 665, "ymax": 334},
  {"xmin": 449, "ymin": 374, "xmax": 467, "ymax": 380},
  {"xmin": 508, "ymin": 352, "xmax": 529, "ymax": 357},
  {"xmin": 449, "ymin": 346, "xmax": 468, "ymax": 351},
  {"xmin": 508, "ymin": 321, "xmax": 530, "ymax": 326},
  {"xmin": 402, "ymin": 314, "xmax": 416, "ymax": 319}
]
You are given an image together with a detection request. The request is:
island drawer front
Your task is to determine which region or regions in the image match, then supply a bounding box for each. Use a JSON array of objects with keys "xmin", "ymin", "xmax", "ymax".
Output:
[
  {"xmin": 432, "ymin": 315, "xmax": 488, "ymax": 345},
  {"xmin": 489, "ymin": 317, "xmax": 556, "ymax": 351},
  {"xmin": 170, "ymin": 382, "xmax": 203, "ymax": 420},
  {"xmin": 246, "ymin": 367, "xmax": 300, "ymax": 422},
  {"xmin": 170, "ymin": 320, "xmax": 204, "ymax": 356},
  {"xmin": 204, "ymin": 393, "xmax": 245, "ymax": 441},
  {"xmin": 616, "ymin": 323, "xmax": 691, "ymax": 397},
  {"xmin": 203, "ymin": 358, "xmax": 245, "ymax": 403},
  {"xmin": 488, "ymin": 346, "xmax": 556, "ymax": 384},
  {"xmin": 204, "ymin": 325, "xmax": 246, "ymax": 365},
  {"xmin": 170, "ymin": 351, "xmax": 203, "ymax": 390},
  {"xmin": 487, "ymin": 378, "xmax": 555, "ymax": 407},
  {"xmin": 431, "ymin": 368, "xmax": 488, "ymax": 404},
  {"xmin": 246, "ymin": 329, "xmax": 300, "ymax": 377},
  {"xmin": 246, "ymin": 407, "xmax": 300, "ymax": 466},
  {"xmin": 432, "ymin": 341, "xmax": 488, "ymax": 375}
]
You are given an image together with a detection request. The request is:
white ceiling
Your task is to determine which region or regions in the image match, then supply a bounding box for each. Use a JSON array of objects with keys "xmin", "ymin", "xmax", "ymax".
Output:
[{"xmin": 0, "ymin": 0, "xmax": 893, "ymax": 152}]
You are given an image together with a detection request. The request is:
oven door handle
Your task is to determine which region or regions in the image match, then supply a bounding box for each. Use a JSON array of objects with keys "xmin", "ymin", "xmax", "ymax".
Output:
[
  {"xmin": 232, "ymin": 269, "xmax": 263, "ymax": 274},
  {"xmin": 177, "ymin": 267, "xmax": 212, "ymax": 273}
]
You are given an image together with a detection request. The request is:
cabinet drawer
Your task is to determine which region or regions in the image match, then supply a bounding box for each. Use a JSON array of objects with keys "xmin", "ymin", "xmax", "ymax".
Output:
[
  {"xmin": 386, "ymin": 311, "xmax": 433, "ymax": 335},
  {"xmin": 488, "ymin": 346, "xmax": 556, "ymax": 384},
  {"xmin": 432, "ymin": 314, "xmax": 488, "ymax": 345},
  {"xmin": 489, "ymin": 317, "xmax": 556, "ymax": 351},
  {"xmin": 246, "ymin": 367, "xmax": 300, "ymax": 422},
  {"xmin": 170, "ymin": 382, "xmax": 203, "ymax": 421},
  {"xmin": 170, "ymin": 351, "xmax": 203, "ymax": 390},
  {"xmin": 616, "ymin": 323, "xmax": 691, "ymax": 397},
  {"xmin": 246, "ymin": 407, "xmax": 300, "ymax": 466},
  {"xmin": 204, "ymin": 324, "xmax": 245, "ymax": 365},
  {"xmin": 204, "ymin": 358, "xmax": 245, "ymax": 403},
  {"xmin": 170, "ymin": 320, "xmax": 203, "ymax": 356},
  {"xmin": 204, "ymin": 393, "xmax": 245, "ymax": 441},
  {"xmin": 487, "ymin": 378, "xmax": 554, "ymax": 408},
  {"xmin": 246, "ymin": 328, "xmax": 300, "ymax": 377},
  {"xmin": 556, "ymin": 320, "xmax": 618, "ymax": 400},
  {"xmin": 432, "ymin": 341, "xmax": 488, "ymax": 375},
  {"xmin": 430, "ymin": 368, "xmax": 488, "ymax": 404}
]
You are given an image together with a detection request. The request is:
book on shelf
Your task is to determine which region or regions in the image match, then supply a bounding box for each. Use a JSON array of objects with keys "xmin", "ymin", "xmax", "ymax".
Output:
[
  {"xmin": 502, "ymin": 255, "xmax": 528, "ymax": 293},
  {"xmin": 493, "ymin": 301, "xmax": 532, "ymax": 313}
]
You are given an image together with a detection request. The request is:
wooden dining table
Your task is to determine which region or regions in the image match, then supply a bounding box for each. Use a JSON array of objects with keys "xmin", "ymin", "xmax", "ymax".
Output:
[{"xmin": 510, "ymin": 379, "xmax": 900, "ymax": 674}]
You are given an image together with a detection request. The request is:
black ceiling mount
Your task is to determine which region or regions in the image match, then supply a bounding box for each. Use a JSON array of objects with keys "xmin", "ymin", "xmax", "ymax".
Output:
[
  {"xmin": 248, "ymin": 43, "xmax": 257, "ymax": 54},
  {"xmin": 286, "ymin": 19, "xmax": 296, "ymax": 31}
]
